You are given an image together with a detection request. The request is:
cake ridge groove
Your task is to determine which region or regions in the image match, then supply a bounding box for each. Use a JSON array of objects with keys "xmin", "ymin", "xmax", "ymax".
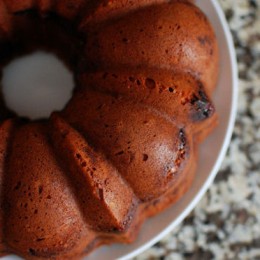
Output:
[
  {"xmin": 49, "ymin": 113, "xmax": 138, "ymax": 232},
  {"xmin": 79, "ymin": 68, "xmax": 215, "ymax": 133}
]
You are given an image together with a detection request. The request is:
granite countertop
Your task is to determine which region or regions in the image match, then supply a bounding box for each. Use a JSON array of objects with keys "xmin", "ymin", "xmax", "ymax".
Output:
[{"xmin": 136, "ymin": 0, "xmax": 260, "ymax": 259}]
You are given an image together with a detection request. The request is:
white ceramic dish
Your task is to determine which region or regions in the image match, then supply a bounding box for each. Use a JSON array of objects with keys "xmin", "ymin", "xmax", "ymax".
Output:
[{"xmin": 2, "ymin": 0, "xmax": 238, "ymax": 259}]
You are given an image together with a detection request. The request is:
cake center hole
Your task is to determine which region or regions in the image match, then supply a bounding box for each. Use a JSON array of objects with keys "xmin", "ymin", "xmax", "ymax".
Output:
[{"xmin": 2, "ymin": 51, "xmax": 74, "ymax": 120}]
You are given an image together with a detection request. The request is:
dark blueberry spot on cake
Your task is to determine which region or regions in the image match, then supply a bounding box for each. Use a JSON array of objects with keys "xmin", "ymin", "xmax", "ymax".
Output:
[
  {"xmin": 198, "ymin": 35, "xmax": 212, "ymax": 46},
  {"xmin": 143, "ymin": 154, "xmax": 148, "ymax": 161},
  {"xmin": 47, "ymin": 195, "xmax": 52, "ymax": 199},
  {"xmin": 29, "ymin": 248, "xmax": 36, "ymax": 256},
  {"xmin": 34, "ymin": 209, "xmax": 38, "ymax": 214},
  {"xmin": 190, "ymin": 87, "xmax": 215, "ymax": 121},
  {"xmin": 168, "ymin": 87, "xmax": 174, "ymax": 93},
  {"xmin": 173, "ymin": 130, "xmax": 189, "ymax": 169},
  {"xmin": 179, "ymin": 129, "xmax": 186, "ymax": 149},
  {"xmin": 145, "ymin": 78, "xmax": 156, "ymax": 89}
]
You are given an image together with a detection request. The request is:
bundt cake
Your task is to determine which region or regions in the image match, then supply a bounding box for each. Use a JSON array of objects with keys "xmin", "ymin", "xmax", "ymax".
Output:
[{"xmin": 0, "ymin": 0, "xmax": 219, "ymax": 259}]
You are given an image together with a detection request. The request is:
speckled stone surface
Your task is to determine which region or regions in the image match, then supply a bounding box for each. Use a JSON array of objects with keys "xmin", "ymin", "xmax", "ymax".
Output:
[{"xmin": 136, "ymin": 0, "xmax": 260, "ymax": 259}]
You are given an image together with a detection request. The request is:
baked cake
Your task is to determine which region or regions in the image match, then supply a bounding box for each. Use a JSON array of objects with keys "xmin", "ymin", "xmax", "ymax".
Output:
[{"xmin": 0, "ymin": 0, "xmax": 218, "ymax": 259}]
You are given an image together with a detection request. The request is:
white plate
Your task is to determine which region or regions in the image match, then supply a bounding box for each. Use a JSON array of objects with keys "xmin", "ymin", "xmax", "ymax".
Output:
[{"xmin": 2, "ymin": 0, "xmax": 238, "ymax": 259}]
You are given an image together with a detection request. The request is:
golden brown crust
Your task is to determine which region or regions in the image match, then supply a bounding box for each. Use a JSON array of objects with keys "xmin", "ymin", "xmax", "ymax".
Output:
[
  {"xmin": 3, "ymin": 123, "xmax": 96, "ymax": 259},
  {"xmin": 50, "ymin": 114, "xmax": 138, "ymax": 232},
  {"xmin": 83, "ymin": 1, "xmax": 219, "ymax": 93}
]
